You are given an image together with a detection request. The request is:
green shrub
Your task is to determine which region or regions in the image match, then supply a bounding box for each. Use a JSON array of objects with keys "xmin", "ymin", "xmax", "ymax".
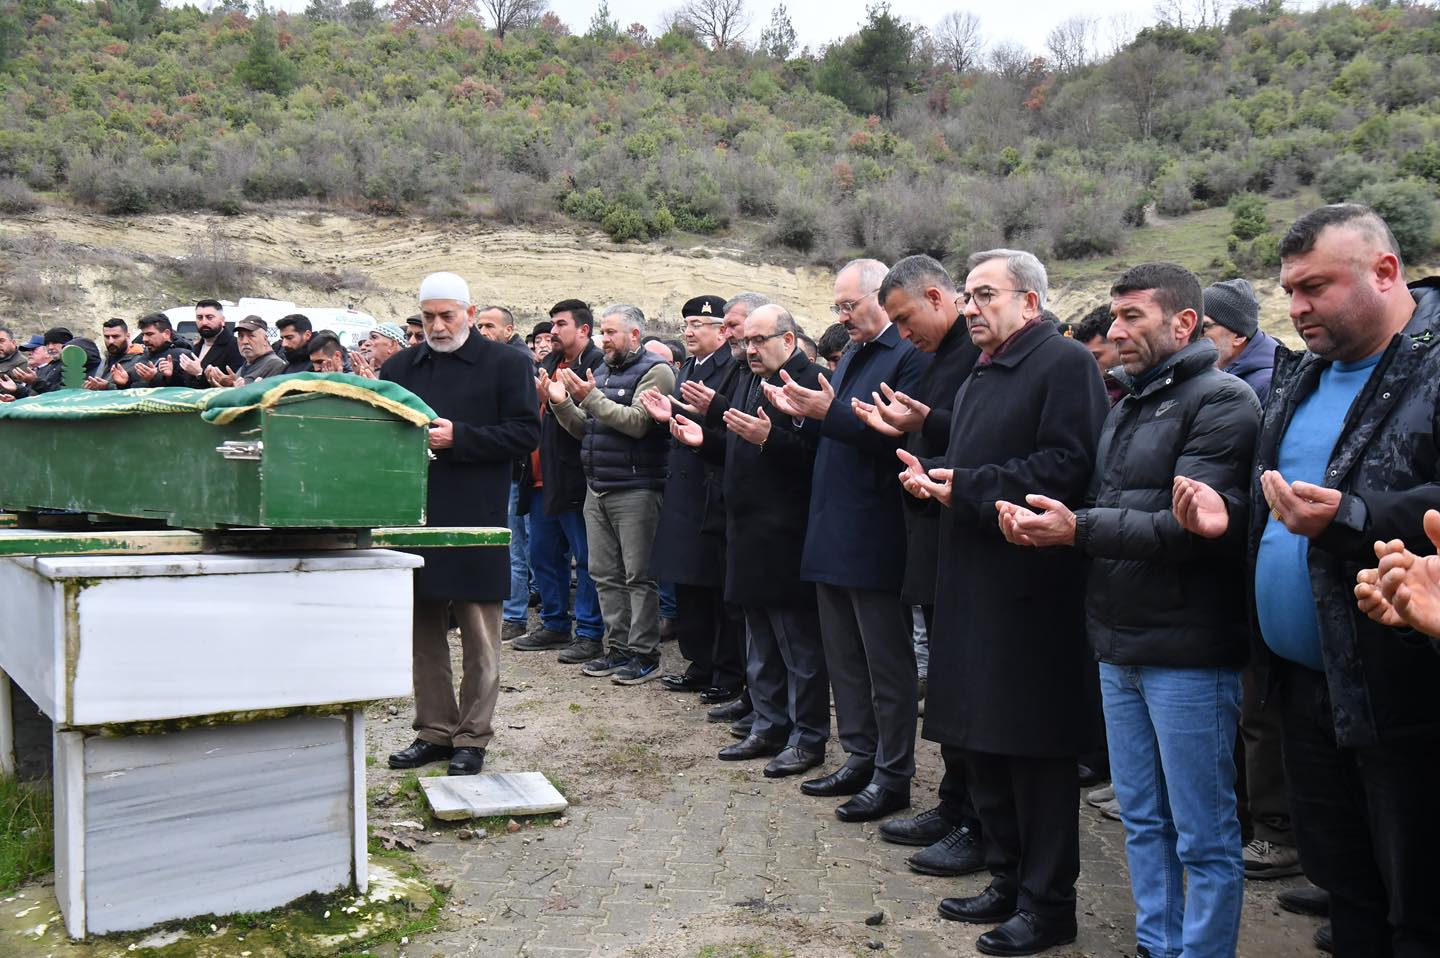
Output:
[
  {"xmin": 1227, "ymin": 192, "xmax": 1269, "ymax": 241},
  {"xmin": 1356, "ymin": 179, "xmax": 1437, "ymax": 263},
  {"xmin": 601, "ymin": 204, "xmax": 648, "ymax": 241},
  {"xmin": 1316, "ymin": 154, "xmax": 1385, "ymax": 204}
]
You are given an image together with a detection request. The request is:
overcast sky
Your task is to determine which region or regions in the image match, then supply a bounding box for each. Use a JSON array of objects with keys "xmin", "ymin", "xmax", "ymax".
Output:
[
  {"xmin": 544, "ymin": 0, "xmax": 1161, "ymax": 55},
  {"xmin": 253, "ymin": 0, "xmax": 1169, "ymax": 57}
]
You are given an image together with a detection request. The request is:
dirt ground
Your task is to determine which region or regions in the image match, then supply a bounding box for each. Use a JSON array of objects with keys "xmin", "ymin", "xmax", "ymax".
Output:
[{"xmin": 359, "ymin": 614, "xmax": 1326, "ymax": 958}]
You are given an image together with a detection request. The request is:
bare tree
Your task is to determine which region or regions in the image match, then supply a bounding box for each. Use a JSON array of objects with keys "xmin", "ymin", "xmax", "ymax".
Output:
[
  {"xmin": 478, "ymin": 0, "xmax": 545, "ymax": 38},
  {"xmin": 1153, "ymin": 0, "xmax": 1227, "ymax": 29},
  {"xmin": 1108, "ymin": 41, "xmax": 1175, "ymax": 139},
  {"xmin": 988, "ymin": 40, "xmax": 1032, "ymax": 82},
  {"xmin": 934, "ymin": 10, "xmax": 982, "ymax": 74},
  {"xmin": 679, "ymin": 0, "xmax": 750, "ymax": 50},
  {"xmin": 391, "ymin": 0, "xmax": 480, "ymax": 26},
  {"xmin": 1045, "ymin": 15, "xmax": 1094, "ymax": 73}
]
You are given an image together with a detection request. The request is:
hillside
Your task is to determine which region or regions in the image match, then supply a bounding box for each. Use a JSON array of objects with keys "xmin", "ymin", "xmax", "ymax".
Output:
[
  {"xmin": 0, "ymin": 206, "xmax": 1319, "ymax": 343},
  {"xmin": 0, "ymin": 0, "xmax": 1437, "ymax": 279}
]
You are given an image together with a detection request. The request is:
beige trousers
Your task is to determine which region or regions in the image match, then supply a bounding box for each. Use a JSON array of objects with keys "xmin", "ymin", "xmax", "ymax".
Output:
[{"xmin": 412, "ymin": 598, "xmax": 502, "ymax": 749}]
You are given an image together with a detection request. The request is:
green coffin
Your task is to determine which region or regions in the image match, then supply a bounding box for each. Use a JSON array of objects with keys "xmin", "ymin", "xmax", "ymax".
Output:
[{"xmin": 0, "ymin": 375, "xmax": 434, "ymax": 530}]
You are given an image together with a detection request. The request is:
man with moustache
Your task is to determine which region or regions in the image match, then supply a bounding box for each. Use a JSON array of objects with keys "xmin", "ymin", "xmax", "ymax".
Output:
[
  {"xmin": 113, "ymin": 315, "xmax": 193, "ymax": 389},
  {"xmin": 178, "ymin": 299, "xmax": 244, "ymax": 388},
  {"xmin": 382, "ymin": 271, "xmax": 541, "ymax": 777},
  {"xmin": 642, "ymin": 295, "xmax": 748, "ymax": 703},
  {"xmin": 768, "ymin": 258, "xmax": 931, "ymax": 822},
  {"xmin": 0, "ymin": 326, "xmax": 24, "ymax": 378},
  {"xmin": 851, "ymin": 254, "xmax": 986, "ymax": 879},
  {"xmin": 899, "ymin": 248, "xmax": 1107, "ymax": 955},
  {"xmin": 546, "ymin": 304, "xmax": 676, "ymax": 685},
  {"xmin": 1174, "ymin": 205, "xmax": 1440, "ymax": 956},
  {"xmin": 514, "ymin": 299, "xmax": 606, "ymax": 661},
  {"xmin": 80, "ymin": 318, "xmax": 139, "ymax": 389},
  {"xmin": 670, "ymin": 304, "xmax": 831, "ymax": 774}
]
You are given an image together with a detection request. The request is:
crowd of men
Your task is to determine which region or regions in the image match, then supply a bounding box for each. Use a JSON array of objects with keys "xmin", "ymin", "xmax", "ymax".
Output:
[{"xmin": 3, "ymin": 202, "xmax": 1437, "ymax": 958}]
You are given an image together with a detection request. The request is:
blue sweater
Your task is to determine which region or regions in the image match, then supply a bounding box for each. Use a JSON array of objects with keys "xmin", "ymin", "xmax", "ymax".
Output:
[{"xmin": 1254, "ymin": 353, "xmax": 1381, "ymax": 670}]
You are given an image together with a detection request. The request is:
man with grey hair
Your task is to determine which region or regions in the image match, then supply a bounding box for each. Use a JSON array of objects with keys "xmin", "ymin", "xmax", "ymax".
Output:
[
  {"xmin": 670, "ymin": 303, "xmax": 831, "ymax": 776},
  {"xmin": 766, "ymin": 258, "xmax": 931, "ymax": 822},
  {"xmin": 547, "ymin": 303, "xmax": 677, "ymax": 686},
  {"xmin": 381, "ymin": 271, "xmax": 542, "ymax": 777},
  {"xmin": 899, "ymin": 248, "xmax": 1106, "ymax": 955},
  {"xmin": 852, "ymin": 254, "xmax": 985, "ymax": 878}
]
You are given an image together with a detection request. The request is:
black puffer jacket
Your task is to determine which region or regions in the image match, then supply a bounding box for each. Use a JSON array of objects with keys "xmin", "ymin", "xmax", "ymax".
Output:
[
  {"xmin": 1077, "ymin": 339, "xmax": 1261, "ymax": 668},
  {"xmin": 1248, "ymin": 279, "xmax": 1440, "ymax": 748}
]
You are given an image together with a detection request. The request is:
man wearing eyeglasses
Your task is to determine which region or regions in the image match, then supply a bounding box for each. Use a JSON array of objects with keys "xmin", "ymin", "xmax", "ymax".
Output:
[
  {"xmin": 899, "ymin": 248, "xmax": 1107, "ymax": 956},
  {"xmin": 851, "ymin": 255, "xmax": 986, "ymax": 881},
  {"xmin": 766, "ymin": 258, "xmax": 931, "ymax": 823},
  {"xmin": 668, "ymin": 303, "xmax": 831, "ymax": 776},
  {"xmin": 640, "ymin": 295, "xmax": 749, "ymax": 706}
]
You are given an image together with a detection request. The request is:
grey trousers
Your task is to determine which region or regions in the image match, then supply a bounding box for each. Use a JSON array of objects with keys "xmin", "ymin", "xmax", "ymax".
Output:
[
  {"xmin": 745, "ymin": 603, "xmax": 831, "ymax": 752},
  {"xmin": 815, "ymin": 582, "xmax": 917, "ymax": 790},
  {"xmin": 412, "ymin": 598, "xmax": 502, "ymax": 749},
  {"xmin": 583, "ymin": 487, "xmax": 663, "ymax": 659}
]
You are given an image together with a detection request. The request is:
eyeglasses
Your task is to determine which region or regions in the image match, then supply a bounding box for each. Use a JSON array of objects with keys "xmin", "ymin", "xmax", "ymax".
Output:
[
  {"xmin": 1200, "ymin": 320, "xmax": 1219, "ymax": 332},
  {"xmin": 743, "ymin": 332, "xmax": 788, "ymax": 350},
  {"xmin": 683, "ymin": 319, "xmax": 723, "ymax": 330},
  {"xmin": 958, "ymin": 287, "xmax": 1029, "ymax": 308},
  {"xmin": 830, "ymin": 287, "xmax": 881, "ymax": 315}
]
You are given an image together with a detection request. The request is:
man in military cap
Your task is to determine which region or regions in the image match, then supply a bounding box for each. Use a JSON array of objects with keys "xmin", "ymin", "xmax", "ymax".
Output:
[{"xmin": 640, "ymin": 295, "xmax": 748, "ymax": 704}]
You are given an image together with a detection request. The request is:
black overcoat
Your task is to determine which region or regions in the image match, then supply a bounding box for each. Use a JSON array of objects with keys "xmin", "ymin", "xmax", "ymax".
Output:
[
  {"xmin": 900, "ymin": 320, "xmax": 981, "ymax": 605},
  {"xmin": 649, "ymin": 348, "xmax": 742, "ymax": 586},
  {"xmin": 381, "ymin": 332, "xmax": 540, "ymax": 602},
  {"xmin": 924, "ymin": 322, "xmax": 1108, "ymax": 757},
  {"xmin": 697, "ymin": 348, "xmax": 823, "ymax": 608}
]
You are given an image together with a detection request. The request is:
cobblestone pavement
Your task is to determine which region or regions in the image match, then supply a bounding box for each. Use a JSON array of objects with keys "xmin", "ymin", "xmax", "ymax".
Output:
[{"xmin": 368, "ymin": 631, "xmax": 1325, "ymax": 958}]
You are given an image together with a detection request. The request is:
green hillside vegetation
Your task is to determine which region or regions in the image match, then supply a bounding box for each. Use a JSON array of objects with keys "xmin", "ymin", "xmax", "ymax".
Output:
[{"xmin": 0, "ymin": 0, "xmax": 1437, "ymax": 279}]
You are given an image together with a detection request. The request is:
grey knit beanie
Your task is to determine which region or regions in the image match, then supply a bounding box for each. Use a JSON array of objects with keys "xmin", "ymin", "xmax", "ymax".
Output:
[{"xmin": 1203, "ymin": 278, "xmax": 1260, "ymax": 339}]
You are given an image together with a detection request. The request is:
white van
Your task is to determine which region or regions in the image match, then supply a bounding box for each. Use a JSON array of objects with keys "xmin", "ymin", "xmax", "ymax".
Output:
[{"xmin": 162, "ymin": 299, "xmax": 377, "ymax": 349}]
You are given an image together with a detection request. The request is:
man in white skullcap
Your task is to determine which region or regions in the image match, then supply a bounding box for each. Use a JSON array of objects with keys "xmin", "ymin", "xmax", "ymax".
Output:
[{"xmin": 382, "ymin": 271, "xmax": 541, "ymax": 776}]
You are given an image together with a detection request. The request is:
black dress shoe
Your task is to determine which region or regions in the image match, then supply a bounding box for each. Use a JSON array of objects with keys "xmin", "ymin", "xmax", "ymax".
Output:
[
  {"xmin": 878, "ymin": 805, "xmax": 952, "ymax": 847},
  {"xmin": 1077, "ymin": 763, "xmax": 1110, "ymax": 788},
  {"xmin": 729, "ymin": 712, "xmax": 755, "ymax": 738},
  {"xmin": 719, "ymin": 732, "xmax": 786, "ymax": 761},
  {"xmin": 699, "ymin": 685, "xmax": 742, "ymax": 705},
  {"xmin": 836, "ymin": 783, "xmax": 910, "ymax": 822},
  {"xmin": 708, "ymin": 696, "xmax": 751, "ymax": 722},
  {"xmin": 908, "ymin": 824, "xmax": 986, "ymax": 877},
  {"xmin": 976, "ymin": 910, "xmax": 1077, "ymax": 957},
  {"xmin": 800, "ymin": 764, "xmax": 873, "ymax": 797},
  {"xmin": 1277, "ymin": 885, "xmax": 1330, "ymax": 917},
  {"xmin": 1314, "ymin": 923, "xmax": 1333, "ymax": 954},
  {"xmin": 447, "ymin": 747, "xmax": 486, "ymax": 776},
  {"xmin": 939, "ymin": 884, "xmax": 1018, "ymax": 924},
  {"xmin": 660, "ymin": 673, "xmax": 707, "ymax": 692},
  {"xmin": 388, "ymin": 738, "xmax": 453, "ymax": 769},
  {"xmin": 764, "ymin": 746, "xmax": 824, "ymax": 778}
]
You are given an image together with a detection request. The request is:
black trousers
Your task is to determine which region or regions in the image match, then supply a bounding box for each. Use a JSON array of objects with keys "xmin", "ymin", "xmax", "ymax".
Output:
[
  {"xmin": 816, "ymin": 583, "xmax": 917, "ymax": 790},
  {"xmin": 1237, "ymin": 660, "xmax": 1292, "ymax": 845},
  {"xmin": 937, "ymin": 743, "xmax": 979, "ymax": 829},
  {"xmin": 961, "ymin": 748, "xmax": 1079, "ymax": 922},
  {"xmin": 1280, "ymin": 663, "xmax": 1440, "ymax": 958},
  {"xmin": 674, "ymin": 583, "xmax": 746, "ymax": 689}
]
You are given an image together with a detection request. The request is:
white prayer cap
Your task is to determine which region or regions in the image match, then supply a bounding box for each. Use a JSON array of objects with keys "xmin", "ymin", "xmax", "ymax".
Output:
[{"xmin": 418, "ymin": 271, "xmax": 471, "ymax": 306}]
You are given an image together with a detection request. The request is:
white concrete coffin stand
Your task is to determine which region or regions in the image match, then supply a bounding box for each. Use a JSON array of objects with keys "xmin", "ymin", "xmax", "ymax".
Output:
[{"xmin": 0, "ymin": 549, "xmax": 420, "ymax": 938}]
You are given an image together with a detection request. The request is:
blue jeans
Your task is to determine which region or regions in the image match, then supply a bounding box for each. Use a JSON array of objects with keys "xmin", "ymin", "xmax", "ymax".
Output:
[
  {"xmin": 504, "ymin": 481, "xmax": 531, "ymax": 624},
  {"xmin": 658, "ymin": 581, "xmax": 677, "ymax": 620},
  {"xmin": 1100, "ymin": 663, "xmax": 1244, "ymax": 958},
  {"xmin": 528, "ymin": 507, "xmax": 602, "ymax": 639}
]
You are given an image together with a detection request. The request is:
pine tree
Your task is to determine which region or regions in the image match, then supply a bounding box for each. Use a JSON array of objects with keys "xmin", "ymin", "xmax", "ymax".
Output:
[
  {"xmin": 759, "ymin": 3, "xmax": 795, "ymax": 59},
  {"xmin": 235, "ymin": 16, "xmax": 299, "ymax": 95}
]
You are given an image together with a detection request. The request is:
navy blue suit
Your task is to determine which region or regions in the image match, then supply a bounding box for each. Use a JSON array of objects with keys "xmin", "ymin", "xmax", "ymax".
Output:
[{"xmin": 799, "ymin": 322, "xmax": 931, "ymax": 790}]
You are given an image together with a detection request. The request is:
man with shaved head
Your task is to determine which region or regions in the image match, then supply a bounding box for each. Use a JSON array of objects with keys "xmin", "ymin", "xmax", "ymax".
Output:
[
  {"xmin": 1173, "ymin": 205, "xmax": 1440, "ymax": 956},
  {"xmin": 766, "ymin": 259, "xmax": 930, "ymax": 822}
]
